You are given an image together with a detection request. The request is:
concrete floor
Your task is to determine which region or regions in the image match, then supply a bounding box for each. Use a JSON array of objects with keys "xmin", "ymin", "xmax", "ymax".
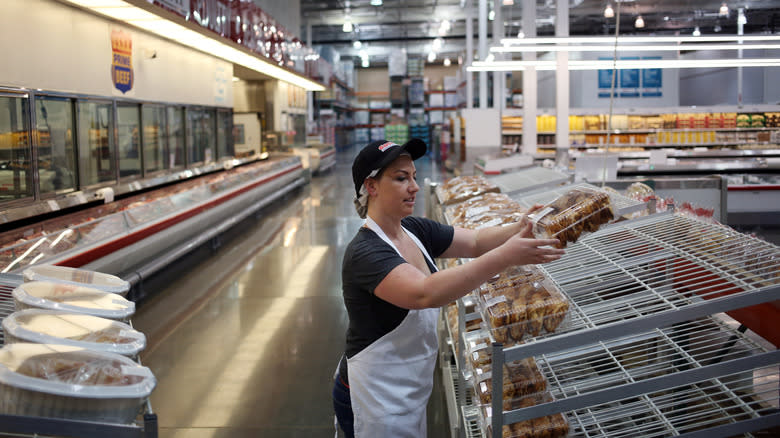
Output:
[{"xmin": 132, "ymin": 147, "xmax": 450, "ymax": 438}]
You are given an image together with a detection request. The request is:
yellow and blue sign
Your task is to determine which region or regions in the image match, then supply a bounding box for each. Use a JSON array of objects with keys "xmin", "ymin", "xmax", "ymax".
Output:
[{"xmin": 111, "ymin": 29, "xmax": 133, "ymax": 94}]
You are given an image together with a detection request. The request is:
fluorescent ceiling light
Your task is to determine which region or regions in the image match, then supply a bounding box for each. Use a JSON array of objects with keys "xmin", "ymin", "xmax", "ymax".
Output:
[
  {"xmin": 500, "ymin": 35, "xmax": 780, "ymax": 45},
  {"xmin": 370, "ymin": 0, "xmax": 383, "ymax": 5},
  {"xmin": 353, "ymin": 40, "xmax": 362, "ymax": 49},
  {"xmin": 468, "ymin": 57, "xmax": 780, "ymax": 71},
  {"xmin": 444, "ymin": 57, "xmax": 452, "ymax": 66},
  {"xmin": 719, "ymin": 3, "xmax": 729, "ymax": 16},
  {"xmin": 343, "ymin": 20, "xmax": 353, "ymax": 32},
  {"xmin": 693, "ymin": 26, "xmax": 701, "ymax": 37},
  {"xmin": 604, "ymin": 4, "xmax": 614, "ymax": 18},
  {"xmin": 492, "ymin": 43, "xmax": 780, "ymax": 53},
  {"xmin": 634, "ymin": 15, "xmax": 645, "ymax": 28},
  {"xmin": 503, "ymin": 0, "xmax": 514, "ymax": 5},
  {"xmin": 428, "ymin": 51, "xmax": 437, "ymax": 62},
  {"xmin": 59, "ymin": 0, "xmax": 325, "ymax": 91}
]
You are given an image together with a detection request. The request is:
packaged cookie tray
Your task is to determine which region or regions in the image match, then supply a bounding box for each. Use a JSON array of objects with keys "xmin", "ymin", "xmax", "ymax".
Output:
[
  {"xmin": 435, "ymin": 176, "xmax": 501, "ymax": 206},
  {"xmin": 476, "ymin": 269, "xmax": 570, "ymax": 347},
  {"xmin": 0, "ymin": 343, "xmax": 156, "ymax": 424},
  {"xmin": 481, "ymin": 391, "xmax": 571, "ymax": 438},
  {"xmin": 470, "ymin": 355, "xmax": 549, "ymax": 406},
  {"xmin": 530, "ymin": 187, "xmax": 615, "ymax": 249},
  {"xmin": 2, "ymin": 309, "xmax": 146, "ymax": 357},
  {"xmin": 12, "ymin": 281, "xmax": 135, "ymax": 322}
]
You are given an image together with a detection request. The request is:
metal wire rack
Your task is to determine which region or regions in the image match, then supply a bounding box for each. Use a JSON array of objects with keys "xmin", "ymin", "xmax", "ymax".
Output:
[{"xmin": 511, "ymin": 181, "xmax": 648, "ymax": 217}]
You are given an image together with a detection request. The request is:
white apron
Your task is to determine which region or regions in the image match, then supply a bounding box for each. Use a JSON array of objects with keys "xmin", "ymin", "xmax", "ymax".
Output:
[{"xmin": 347, "ymin": 217, "xmax": 440, "ymax": 438}]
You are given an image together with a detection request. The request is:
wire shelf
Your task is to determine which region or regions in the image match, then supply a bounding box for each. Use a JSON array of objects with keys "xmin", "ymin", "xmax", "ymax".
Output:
[
  {"xmin": 511, "ymin": 181, "xmax": 648, "ymax": 217},
  {"xmin": 536, "ymin": 213, "xmax": 779, "ymax": 339}
]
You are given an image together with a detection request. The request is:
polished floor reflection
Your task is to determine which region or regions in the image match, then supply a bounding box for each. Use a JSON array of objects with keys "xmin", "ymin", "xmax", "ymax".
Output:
[{"xmin": 133, "ymin": 148, "xmax": 448, "ymax": 437}]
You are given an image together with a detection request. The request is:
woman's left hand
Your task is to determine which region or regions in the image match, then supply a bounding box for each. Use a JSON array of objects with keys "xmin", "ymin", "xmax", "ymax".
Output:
[{"xmin": 517, "ymin": 204, "xmax": 544, "ymax": 238}]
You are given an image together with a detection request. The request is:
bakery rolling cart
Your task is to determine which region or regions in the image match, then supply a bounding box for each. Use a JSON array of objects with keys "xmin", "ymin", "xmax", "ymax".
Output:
[
  {"xmin": 430, "ymin": 179, "xmax": 779, "ymax": 437},
  {"xmin": 0, "ymin": 273, "xmax": 158, "ymax": 438}
]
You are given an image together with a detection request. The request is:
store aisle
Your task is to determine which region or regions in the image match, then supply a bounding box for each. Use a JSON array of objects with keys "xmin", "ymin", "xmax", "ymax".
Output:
[{"xmin": 132, "ymin": 148, "xmax": 449, "ymax": 438}]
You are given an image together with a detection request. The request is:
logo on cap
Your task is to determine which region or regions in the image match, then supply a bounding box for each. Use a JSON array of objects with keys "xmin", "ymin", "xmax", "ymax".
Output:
[{"xmin": 378, "ymin": 142, "xmax": 399, "ymax": 152}]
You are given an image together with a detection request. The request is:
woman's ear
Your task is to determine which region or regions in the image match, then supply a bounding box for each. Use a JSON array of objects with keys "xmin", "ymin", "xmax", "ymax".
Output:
[{"xmin": 365, "ymin": 178, "xmax": 379, "ymax": 197}]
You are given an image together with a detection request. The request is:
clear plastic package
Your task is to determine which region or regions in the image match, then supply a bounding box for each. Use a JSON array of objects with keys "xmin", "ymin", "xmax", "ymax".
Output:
[
  {"xmin": 472, "ymin": 358, "xmax": 548, "ymax": 406},
  {"xmin": 445, "ymin": 192, "xmax": 522, "ymax": 224},
  {"xmin": 2, "ymin": 310, "xmax": 145, "ymax": 357},
  {"xmin": 12, "ymin": 281, "xmax": 135, "ymax": 322},
  {"xmin": 0, "ymin": 343, "xmax": 156, "ymax": 423},
  {"xmin": 482, "ymin": 392, "xmax": 570, "ymax": 438},
  {"xmin": 530, "ymin": 187, "xmax": 614, "ymax": 248},
  {"xmin": 436, "ymin": 175, "xmax": 501, "ymax": 206},
  {"xmin": 451, "ymin": 208, "xmax": 526, "ymax": 230},
  {"xmin": 477, "ymin": 268, "xmax": 569, "ymax": 346},
  {"xmin": 23, "ymin": 265, "xmax": 130, "ymax": 296}
]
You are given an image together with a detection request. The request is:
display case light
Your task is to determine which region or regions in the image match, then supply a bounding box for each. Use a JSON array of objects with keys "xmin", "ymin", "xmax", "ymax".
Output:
[{"xmin": 57, "ymin": 0, "xmax": 325, "ymax": 91}]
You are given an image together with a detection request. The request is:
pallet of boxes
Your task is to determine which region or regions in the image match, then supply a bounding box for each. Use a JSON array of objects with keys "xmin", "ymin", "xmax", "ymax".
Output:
[
  {"xmin": 437, "ymin": 175, "xmax": 616, "ymax": 437},
  {"xmin": 0, "ymin": 265, "xmax": 155, "ymax": 426}
]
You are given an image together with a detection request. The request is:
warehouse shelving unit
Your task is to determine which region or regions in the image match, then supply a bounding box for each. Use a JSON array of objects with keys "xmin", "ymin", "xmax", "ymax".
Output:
[
  {"xmin": 0, "ymin": 275, "xmax": 158, "ymax": 438},
  {"xmin": 430, "ymin": 177, "xmax": 780, "ymax": 438}
]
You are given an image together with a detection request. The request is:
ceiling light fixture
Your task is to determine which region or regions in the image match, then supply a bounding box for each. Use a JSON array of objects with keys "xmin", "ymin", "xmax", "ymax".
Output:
[
  {"xmin": 517, "ymin": 30, "xmax": 525, "ymax": 38},
  {"xmin": 370, "ymin": 0, "xmax": 383, "ymax": 6},
  {"xmin": 433, "ymin": 37, "xmax": 444, "ymax": 50},
  {"xmin": 468, "ymin": 58, "xmax": 780, "ymax": 72},
  {"xmin": 57, "ymin": 0, "xmax": 324, "ymax": 91},
  {"xmin": 353, "ymin": 40, "xmax": 362, "ymax": 49},
  {"xmin": 343, "ymin": 20, "xmax": 353, "ymax": 32},
  {"xmin": 444, "ymin": 57, "xmax": 452, "ymax": 66},
  {"xmin": 635, "ymin": 15, "xmax": 645, "ymax": 28},
  {"xmin": 499, "ymin": 35, "xmax": 780, "ymax": 45},
  {"xmin": 489, "ymin": 10, "xmax": 495, "ymax": 21},
  {"xmin": 693, "ymin": 26, "xmax": 701, "ymax": 37},
  {"xmin": 428, "ymin": 51, "xmax": 436, "ymax": 62},
  {"xmin": 503, "ymin": 0, "xmax": 514, "ymax": 5},
  {"xmin": 604, "ymin": 4, "xmax": 614, "ymax": 18},
  {"xmin": 719, "ymin": 3, "xmax": 729, "ymax": 17},
  {"xmin": 492, "ymin": 42, "xmax": 780, "ymax": 53}
]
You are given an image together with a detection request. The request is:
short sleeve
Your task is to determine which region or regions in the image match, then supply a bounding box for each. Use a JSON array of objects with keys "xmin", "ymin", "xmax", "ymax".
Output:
[
  {"xmin": 343, "ymin": 231, "xmax": 407, "ymax": 296},
  {"xmin": 401, "ymin": 216, "xmax": 454, "ymax": 258}
]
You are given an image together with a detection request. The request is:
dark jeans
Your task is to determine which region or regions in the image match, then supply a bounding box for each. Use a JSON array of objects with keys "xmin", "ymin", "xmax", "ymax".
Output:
[{"xmin": 332, "ymin": 374, "xmax": 354, "ymax": 437}]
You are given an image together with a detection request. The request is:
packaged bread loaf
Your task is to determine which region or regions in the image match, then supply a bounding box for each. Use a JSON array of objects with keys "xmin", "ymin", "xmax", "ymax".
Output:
[
  {"xmin": 530, "ymin": 186, "xmax": 614, "ymax": 248},
  {"xmin": 12, "ymin": 281, "xmax": 135, "ymax": 322},
  {"xmin": 477, "ymin": 267, "xmax": 569, "ymax": 346},
  {"xmin": 0, "ymin": 343, "xmax": 155, "ymax": 423},
  {"xmin": 2, "ymin": 309, "xmax": 146, "ymax": 357},
  {"xmin": 436, "ymin": 175, "xmax": 500, "ymax": 205}
]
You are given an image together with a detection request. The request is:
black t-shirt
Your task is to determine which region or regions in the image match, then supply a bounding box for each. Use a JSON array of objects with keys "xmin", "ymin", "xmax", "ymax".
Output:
[{"xmin": 338, "ymin": 216, "xmax": 454, "ymax": 383}]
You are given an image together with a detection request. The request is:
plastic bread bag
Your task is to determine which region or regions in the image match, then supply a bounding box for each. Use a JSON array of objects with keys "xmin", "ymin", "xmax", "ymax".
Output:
[
  {"xmin": 437, "ymin": 175, "xmax": 501, "ymax": 205},
  {"xmin": 2, "ymin": 310, "xmax": 146, "ymax": 357},
  {"xmin": 0, "ymin": 343, "xmax": 156, "ymax": 423},
  {"xmin": 482, "ymin": 391, "xmax": 570, "ymax": 438},
  {"xmin": 23, "ymin": 265, "xmax": 130, "ymax": 297},
  {"xmin": 12, "ymin": 281, "xmax": 135, "ymax": 322},
  {"xmin": 478, "ymin": 274, "xmax": 570, "ymax": 346},
  {"xmin": 472, "ymin": 357, "xmax": 548, "ymax": 406},
  {"xmin": 529, "ymin": 187, "xmax": 614, "ymax": 248}
]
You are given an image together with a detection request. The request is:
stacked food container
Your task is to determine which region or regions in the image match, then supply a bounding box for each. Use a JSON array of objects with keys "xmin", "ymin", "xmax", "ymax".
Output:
[{"xmin": 0, "ymin": 265, "xmax": 156, "ymax": 429}]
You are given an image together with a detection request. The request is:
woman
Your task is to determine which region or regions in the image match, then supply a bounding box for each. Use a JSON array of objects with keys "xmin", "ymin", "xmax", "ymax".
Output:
[{"xmin": 333, "ymin": 138, "xmax": 564, "ymax": 437}]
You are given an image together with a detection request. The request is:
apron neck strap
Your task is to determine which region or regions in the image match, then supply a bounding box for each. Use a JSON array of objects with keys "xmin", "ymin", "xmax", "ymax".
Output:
[{"xmin": 364, "ymin": 216, "xmax": 438, "ymax": 272}]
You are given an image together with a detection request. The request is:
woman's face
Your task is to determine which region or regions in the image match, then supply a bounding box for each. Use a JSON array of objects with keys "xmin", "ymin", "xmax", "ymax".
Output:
[{"xmin": 370, "ymin": 154, "xmax": 419, "ymax": 217}]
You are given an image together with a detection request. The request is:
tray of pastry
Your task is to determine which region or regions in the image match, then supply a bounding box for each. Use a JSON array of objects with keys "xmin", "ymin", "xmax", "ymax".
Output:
[
  {"xmin": 481, "ymin": 391, "xmax": 570, "ymax": 438},
  {"xmin": 475, "ymin": 266, "xmax": 570, "ymax": 347},
  {"xmin": 528, "ymin": 186, "xmax": 615, "ymax": 249},
  {"xmin": 435, "ymin": 175, "xmax": 501, "ymax": 206},
  {"xmin": 445, "ymin": 193, "xmax": 527, "ymax": 230},
  {"xmin": 514, "ymin": 182, "xmax": 647, "ymax": 219}
]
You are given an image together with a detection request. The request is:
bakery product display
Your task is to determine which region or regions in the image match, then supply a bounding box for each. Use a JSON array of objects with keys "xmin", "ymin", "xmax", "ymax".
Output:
[
  {"xmin": 531, "ymin": 187, "xmax": 614, "ymax": 248},
  {"xmin": 12, "ymin": 281, "xmax": 135, "ymax": 321},
  {"xmin": 483, "ymin": 392, "xmax": 570, "ymax": 438},
  {"xmin": 23, "ymin": 265, "xmax": 130, "ymax": 296},
  {"xmin": 0, "ymin": 343, "xmax": 156, "ymax": 423},
  {"xmin": 2, "ymin": 309, "xmax": 146, "ymax": 357},
  {"xmin": 477, "ymin": 267, "xmax": 570, "ymax": 346},
  {"xmin": 473, "ymin": 358, "xmax": 548, "ymax": 406},
  {"xmin": 436, "ymin": 175, "xmax": 501, "ymax": 206}
]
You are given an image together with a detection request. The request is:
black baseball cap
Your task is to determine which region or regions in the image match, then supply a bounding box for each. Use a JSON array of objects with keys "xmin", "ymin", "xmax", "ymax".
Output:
[{"xmin": 352, "ymin": 138, "xmax": 427, "ymax": 197}]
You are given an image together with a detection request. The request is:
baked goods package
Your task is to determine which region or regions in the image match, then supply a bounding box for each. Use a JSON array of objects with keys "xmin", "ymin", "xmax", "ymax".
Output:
[
  {"xmin": 2, "ymin": 310, "xmax": 146, "ymax": 357},
  {"xmin": 477, "ymin": 267, "xmax": 569, "ymax": 346},
  {"xmin": 529, "ymin": 187, "xmax": 614, "ymax": 248},
  {"xmin": 0, "ymin": 343, "xmax": 156, "ymax": 423},
  {"xmin": 436, "ymin": 175, "xmax": 501, "ymax": 206},
  {"xmin": 12, "ymin": 281, "xmax": 135, "ymax": 322},
  {"xmin": 472, "ymin": 358, "xmax": 548, "ymax": 406},
  {"xmin": 23, "ymin": 265, "xmax": 130, "ymax": 297},
  {"xmin": 445, "ymin": 192, "xmax": 523, "ymax": 224},
  {"xmin": 482, "ymin": 392, "xmax": 570, "ymax": 438}
]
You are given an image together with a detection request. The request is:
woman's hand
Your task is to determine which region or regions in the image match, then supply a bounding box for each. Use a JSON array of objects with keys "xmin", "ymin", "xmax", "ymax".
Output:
[
  {"xmin": 500, "ymin": 229, "xmax": 564, "ymax": 265},
  {"xmin": 516, "ymin": 204, "xmax": 544, "ymax": 238}
]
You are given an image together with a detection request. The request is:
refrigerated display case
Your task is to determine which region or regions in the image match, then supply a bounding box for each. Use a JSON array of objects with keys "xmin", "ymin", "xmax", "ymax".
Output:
[{"xmin": 427, "ymin": 173, "xmax": 780, "ymax": 438}]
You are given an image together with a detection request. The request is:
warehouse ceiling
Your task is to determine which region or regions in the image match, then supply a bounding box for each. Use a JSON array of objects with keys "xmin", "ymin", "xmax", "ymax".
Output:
[{"xmin": 300, "ymin": 0, "xmax": 780, "ymax": 65}]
